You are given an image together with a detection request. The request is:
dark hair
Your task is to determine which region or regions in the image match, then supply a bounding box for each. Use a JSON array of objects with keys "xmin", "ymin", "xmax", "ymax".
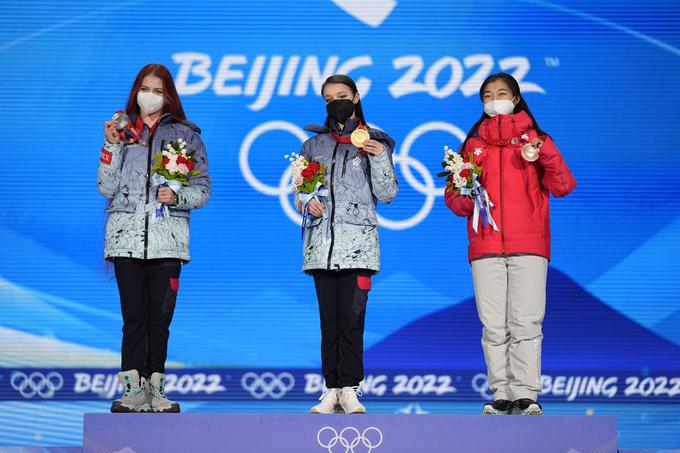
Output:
[
  {"xmin": 125, "ymin": 63, "xmax": 188, "ymax": 122},
  {"xmin": 460, "ymin": 72, "xmax": 548, "ymax": 150},
  {"xmin": 320, "ymin": 74, "xmax": 367, "ymax": 128}
]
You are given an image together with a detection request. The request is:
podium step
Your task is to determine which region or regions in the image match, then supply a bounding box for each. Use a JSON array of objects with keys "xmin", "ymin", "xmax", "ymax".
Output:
[{"xmin": 83, "ymin": 413, "xmax": 617, "ymax": 453}]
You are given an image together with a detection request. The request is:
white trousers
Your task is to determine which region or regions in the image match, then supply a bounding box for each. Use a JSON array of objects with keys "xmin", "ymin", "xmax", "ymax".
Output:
[{"xmin": 471, "ymin": 255, "xmax": 548, "ymax": 401}]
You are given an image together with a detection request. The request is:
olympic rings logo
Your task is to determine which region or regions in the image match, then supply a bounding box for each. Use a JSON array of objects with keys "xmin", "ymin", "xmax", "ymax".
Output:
[
  {"xmin": 317, "ymin": 426, "xmax": 383, "ymax": 453},
  {"xmin": 471, "ymin": 373, "xmax": 494, "ymax": 401},
  {"xmin": 239, "ymin": 120, "xmax": 467, "ymax": 230},
  {"xmin": 11, "ymin": 371, "xmax": 64, "ymax": 399},
  {"xmin": 241, "ymin": 371, "xmax": 295, "ymax": 399}
]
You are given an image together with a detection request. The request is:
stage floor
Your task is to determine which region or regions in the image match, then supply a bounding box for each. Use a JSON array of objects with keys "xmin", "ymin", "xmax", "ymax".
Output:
[{"xmin": 0, "ymin": 401, "xmax": 678, "ymax": 450}]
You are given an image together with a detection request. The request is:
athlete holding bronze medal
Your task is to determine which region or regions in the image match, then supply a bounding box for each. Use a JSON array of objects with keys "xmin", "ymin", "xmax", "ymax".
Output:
[{"xmin": 295, "ymin": 74, "xmax": 398, "ymax": 414}]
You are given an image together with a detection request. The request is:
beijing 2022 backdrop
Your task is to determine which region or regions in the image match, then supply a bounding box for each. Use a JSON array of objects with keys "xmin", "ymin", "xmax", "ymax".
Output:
[{"xmin": 1, "ymin": 0, "xmax": 679, "ymax": 445}]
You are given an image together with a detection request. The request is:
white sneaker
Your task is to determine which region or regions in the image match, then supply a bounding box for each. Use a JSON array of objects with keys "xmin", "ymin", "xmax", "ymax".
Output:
[
  {"xmin": 513, "ymin": 399, "xmax": 543, "ymax": 415},
  {"xmin": 339, "ymin": 386, "xmax": 366, "ymax": 414},
  {"xmin": 311, "ymin": 388, "xmax": 340, "ymax": 414},
  {"xmin": 111, "ymin": 370, "xmax": 150, "ymax": 413},
  {"xmin": 149, "ymin": 372, "xmax": 180, "ymax": 413}
]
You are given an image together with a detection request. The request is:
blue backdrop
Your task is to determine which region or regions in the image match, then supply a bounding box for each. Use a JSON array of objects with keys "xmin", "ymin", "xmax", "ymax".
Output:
[{"xmin": 1, "ymin": 0, "xmax": 679, "ymax": 448}]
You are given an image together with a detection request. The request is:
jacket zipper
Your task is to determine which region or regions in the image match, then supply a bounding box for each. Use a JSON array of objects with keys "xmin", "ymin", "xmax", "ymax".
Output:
[
  {"xmin": 143, "ymin": 136, "xmax": 162, "ymax": 260},
  {"xmin": 498, "ymin": 116, "xmax": 505, "ymax": 255},
  {"xmin": 342, "ymin": 149, "xmax": 349, "ymax": 178},
  {"xmin": 326, "ymin": 142, "xmax": 340, "ymax": 270},
  {"xmin": 520, "ymin": 157, "xmax": 535, "ymax": 211}
]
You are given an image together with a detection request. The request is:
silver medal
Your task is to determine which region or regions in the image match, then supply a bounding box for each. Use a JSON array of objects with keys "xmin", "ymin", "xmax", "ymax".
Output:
[{"xmin": 112, "ymin": 110, "xmax": 130, "ymax": 130}]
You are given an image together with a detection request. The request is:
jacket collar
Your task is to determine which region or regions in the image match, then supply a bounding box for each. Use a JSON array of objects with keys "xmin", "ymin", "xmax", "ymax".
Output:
[
  {"xmin": 129, "ymin": 112, "xmax": 201, "ymax": 134},
  {"xmin": 477, "ymin": 110, "xmax": 533, "ymax": 146},
  {"xmin": 329, "ymin": 117, "xmax": 360, "ymax": 135}
]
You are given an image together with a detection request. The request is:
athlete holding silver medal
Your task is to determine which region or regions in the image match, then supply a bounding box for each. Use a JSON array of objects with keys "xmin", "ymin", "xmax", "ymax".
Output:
[{"xmin": 99, "ymin": 63, "xmax": 211, "ymax": 414}]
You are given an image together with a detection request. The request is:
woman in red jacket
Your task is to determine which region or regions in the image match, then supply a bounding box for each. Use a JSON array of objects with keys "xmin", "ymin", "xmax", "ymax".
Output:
[{"xmin": 446, "ymin": 73, "xmax": 576, "ymax": 415}]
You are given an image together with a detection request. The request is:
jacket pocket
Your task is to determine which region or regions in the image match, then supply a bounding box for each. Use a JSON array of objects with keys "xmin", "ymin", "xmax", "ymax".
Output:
[
  {"xmin": 334, "ymin": 201, "xmax": 378, "ymax": 226},
  {"xmin": 105, "ymin": 190, "xmax": 138, "ymax": 213},
  {"xmin": 168, "ymin": 208, "xmax": 190, "ymax": 218}
]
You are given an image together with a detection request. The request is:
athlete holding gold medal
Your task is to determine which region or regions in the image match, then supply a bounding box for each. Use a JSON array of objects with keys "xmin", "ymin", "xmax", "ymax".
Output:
[{"xmin": 295, "ymin": 74, "xmax": 398, "ymax": 414}]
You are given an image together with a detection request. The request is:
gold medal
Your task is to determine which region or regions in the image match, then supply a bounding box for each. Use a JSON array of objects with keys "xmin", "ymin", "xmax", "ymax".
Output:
[{"xmin": 350, "ymin": 127, "xmax": 370, "ymax": 148}]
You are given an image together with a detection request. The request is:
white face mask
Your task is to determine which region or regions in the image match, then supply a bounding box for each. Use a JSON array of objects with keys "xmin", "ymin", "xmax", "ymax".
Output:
[
  {"xmin": 484, "ymin": 97, "xmax": 516, "ymax": 117},
  {"xmin": 137, "ymin": 91, "xmax": 164, "ymax": 115}
]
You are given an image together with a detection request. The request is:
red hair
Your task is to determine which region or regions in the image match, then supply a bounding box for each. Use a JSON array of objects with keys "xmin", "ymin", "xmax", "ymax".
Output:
[{"xmin": 124, "ymin": 63, "xmax": 187, "ymax": 121}]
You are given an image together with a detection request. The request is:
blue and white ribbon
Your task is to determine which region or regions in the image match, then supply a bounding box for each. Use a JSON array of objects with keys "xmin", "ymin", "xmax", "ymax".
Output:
[
  {"xmin": 151, "ymin": 174, "xmax": 182, "ymax": 220},
  {"xmin": 298, "ymin": 182, "xmax": 330, "ymax": 241},
  {"xmin": 459, "ymin": 174, "xmax": 499, "ymax": 233}
]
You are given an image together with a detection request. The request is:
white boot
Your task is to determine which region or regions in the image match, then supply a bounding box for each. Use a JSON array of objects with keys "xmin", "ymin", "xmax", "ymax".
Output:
[
  {"xmin": 149, "ymin": 372, "xmax": 180, "ymax": 413},
  {"xmin": 339, "ymin": 386, "xmax": 366, "ymax": 414},
  {"xmin": 311, "ymin": 388, "xmax": 341, "ymax": 414},
  {"xmin": 111, "ymin": 370, "xmax": 150, "ymax": 413}
]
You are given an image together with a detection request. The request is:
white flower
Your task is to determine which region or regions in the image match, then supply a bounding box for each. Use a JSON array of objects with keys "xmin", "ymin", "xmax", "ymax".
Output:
[
  {"xmin": 463, "ymin": 162, "xmax": 473, "ymax": 170},
  {"xmin": 166, "ymin": 161, "xmax": 179, "ymax": 173},
  {"xmin": 178, "ymin": 164, "xmax": 189, "ymax": 175},
  {"xmin": 521, "ymin": 133, "xmax": 529, "ymax": 141},
  {"xmin": 293, "ymin": 175, "xmax": 303, "ymax": 187}
]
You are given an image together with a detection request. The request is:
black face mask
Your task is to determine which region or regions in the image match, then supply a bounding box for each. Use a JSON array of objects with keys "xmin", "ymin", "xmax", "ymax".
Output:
[{"xmin": 326, "ymin": 99, "xmax": 356, "ymax": 124}]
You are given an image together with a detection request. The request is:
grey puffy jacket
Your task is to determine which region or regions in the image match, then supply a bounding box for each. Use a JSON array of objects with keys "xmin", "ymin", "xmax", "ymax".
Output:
[
  {"xmin": 97, "ymin": 113, "xmax": 211, "ymax": 262},
  {"xmin": 298, "ymin": 118, "xmax": 398, "ymax": 273}
]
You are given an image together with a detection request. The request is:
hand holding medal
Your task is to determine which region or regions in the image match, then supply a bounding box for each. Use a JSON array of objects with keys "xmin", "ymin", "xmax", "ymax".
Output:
[
  {"xmin": 359, "ymin": 138, "xmax": 385, "ymax": 156},
  {"xmin": 352, "ymin": 127, "xmax": 384, "ymax": 155},
  {"xmin": 521, "ymin": 138, "xmax": 543, "ymax": 162},
  {"xmin": 110, "ymin": 110, "xmax": 140, "ymax": 144},
  {"xmin": 103, "ymin": 118, "xmax": 120, "ymax": 144}
]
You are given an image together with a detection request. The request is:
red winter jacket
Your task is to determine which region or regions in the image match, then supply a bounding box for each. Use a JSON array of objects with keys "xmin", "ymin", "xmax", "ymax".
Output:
[{"xmin": 445, "ymin": 111, "xmax": 576, "ymax": 262}]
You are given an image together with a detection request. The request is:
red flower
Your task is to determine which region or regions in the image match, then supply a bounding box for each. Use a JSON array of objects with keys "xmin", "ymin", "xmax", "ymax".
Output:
[
  {"xmin": 162, "ymin": 157, "xmax": 170, "ymax": 165},
  {"xmin": 186, "ymin": 160, "xmax": 194, "ymax": 171},
  {"xmin": 459, "ymin": 169, "xmax": 471, "ymax": 179},
  {"xmin": 301, "ymin": 162, "xmax": 320, "ymax": 180},
  {"xmin": 177, "ymin": 155, "xmax": 189, "ymax": 165}
]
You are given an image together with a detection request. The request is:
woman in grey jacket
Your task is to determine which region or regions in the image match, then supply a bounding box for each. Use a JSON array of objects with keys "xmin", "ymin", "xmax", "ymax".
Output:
[
  {"xmin": 98, "ymin": 64, "xmax": 210, "ymax": 413},
  {"xmin": 298, "ymin": 75, "xmax": 398, "ymax": 414}
]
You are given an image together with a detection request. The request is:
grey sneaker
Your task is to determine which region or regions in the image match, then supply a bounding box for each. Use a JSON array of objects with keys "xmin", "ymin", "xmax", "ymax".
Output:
[
  {"xmin": 513, "ymin": 399, "xmax": 543, "ymax": 415},
  {"xmin": 339, "ymin": 386, "xmax": 366, "ymax": 414},
  {"xmin": 311, "ymin": 388, "xmax": 341, "ymax": 414},
  {"xmin": 110, "ymin": 370, "xmax": 151, "ymax": 413},
  {"xmin": 149, "ymin": 372, "xmax": 180, "ymax": 413}
]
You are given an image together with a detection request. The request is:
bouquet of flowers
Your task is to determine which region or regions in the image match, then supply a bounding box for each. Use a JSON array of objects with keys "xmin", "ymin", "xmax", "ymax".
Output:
[
  {"xmin": 150, "ymin": 139, "xmax": 200, "ymax": 218},
  {"xmin": 437, "ymin": 145, "xmax": 498, "ymax": 233},
  {"xmin": 286, "ymin": 152, "xmax": 329, "ymax": 239},
  {"xmin": 437, "ymin": 145, "xmax": 481, "ymax": 194}
]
